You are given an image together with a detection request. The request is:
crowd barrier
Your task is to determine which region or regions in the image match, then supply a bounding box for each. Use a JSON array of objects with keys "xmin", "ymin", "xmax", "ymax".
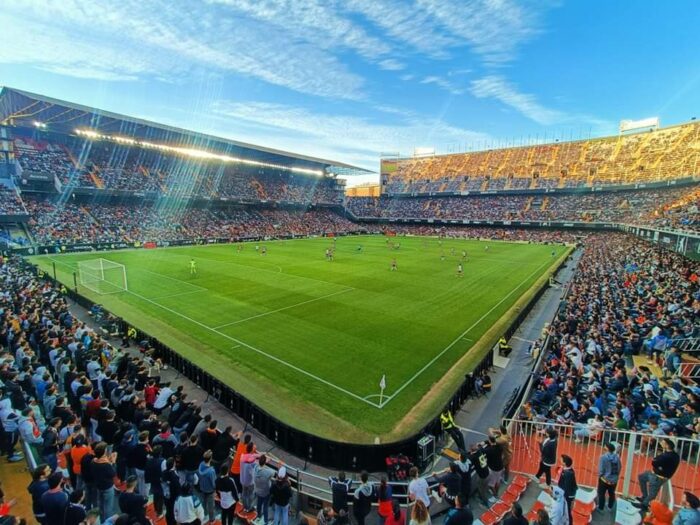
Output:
[{"xmin": 503, "ymin": 418, "xmax": 700, "ymax": 507}]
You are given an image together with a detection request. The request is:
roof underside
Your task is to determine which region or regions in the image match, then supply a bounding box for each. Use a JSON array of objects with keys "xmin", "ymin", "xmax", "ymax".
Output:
[{"xmin": 0, "ymin": 87, "xmax": 372, "ymax": 175}]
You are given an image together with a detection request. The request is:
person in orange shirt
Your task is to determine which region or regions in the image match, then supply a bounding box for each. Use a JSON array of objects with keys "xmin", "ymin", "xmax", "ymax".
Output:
[
  {"xmin": 229, "ymin": 431, "xmax": 249, "ymax": 490},
  {"xmin": 70, "ymin": 434, "xmax": 94, "ymax": 491},
  {"xmin": 644, "ymin": 500, "xmax": 673, "ymax": 525}
]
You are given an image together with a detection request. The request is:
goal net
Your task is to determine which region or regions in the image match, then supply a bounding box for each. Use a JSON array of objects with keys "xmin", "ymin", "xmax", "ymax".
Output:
[{"xmin": 77, "ymin": 258, "xmax": 128, "ymax": 295}]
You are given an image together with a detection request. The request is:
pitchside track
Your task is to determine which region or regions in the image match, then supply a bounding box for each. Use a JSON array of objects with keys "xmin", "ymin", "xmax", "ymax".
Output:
[{"xmin": 31, "ymin": 235, "xmax": 569, "ymax": 441}]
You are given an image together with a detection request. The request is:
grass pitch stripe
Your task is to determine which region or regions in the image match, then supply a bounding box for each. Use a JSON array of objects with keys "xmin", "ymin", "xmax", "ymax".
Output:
[
  {"xmin": 378, "ymin": 258, "xmax": 553, "ymax": 408},
  {"xmin": 140, "ymin": 268, "xmax": 208, "ymax": 292},
  {"xmin": 48, "ymin": 255, "xmax": 378, "ymax": 408},
  {"xmin": 123, "ymin": 288, "xmax": 382, "ymax": 408},
  {"xmin": 212, "ymin": 287, "xmax": 354, "ymax": 329}
]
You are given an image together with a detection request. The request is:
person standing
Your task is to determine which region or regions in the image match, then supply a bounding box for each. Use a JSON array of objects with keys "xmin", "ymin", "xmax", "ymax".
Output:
[
  {"xmin": 557, "ymin": 455, "xmax": 578, "ymax": 525},
  {"xmin": 634, "ymin": 438, "xmax": 680, "ymax": 511},
  {"xmin": 597, "ymin": 443, "xmax": 621, "ymax": 512},
  {"xmin": 217, "ymin": 465, "xmax": 238, "ymax": 525},
  {"xmin": 118, "ymin": 475, "xmax": 148, "ymax": 523},
  {"xmin": 408, "ymin": 467, "xmax": 433, "ymax": 509},
  {"xmin": 271, "ymin": 467, "xmax": 293, "ymax": 525},
  {"xmin": 384, "ymin": 500, "xmax": 406, "ymax": 525},
  {"xmin": 443, "ymin": 494, "xmax": 473, "ymax": 525},
  {"xmin": 377, "ymin": 476, "xmax": 394, "ymax": 525},
  {"xmin": 174, "ymin": 483, "xmax": 205, "ymax": 525},
  {"xmin": 27, "ymin": 464, "xmax": 51, "ymax": 525},
  {"xmin": 469, "ymin": 443, "xmax": 491, "ymax": 507},
  {"xmin": 353, "ymin": 471, "xmax": 374, "ymax": 525},
  {"xmin": 409, "ymin": 500, "xmax": 431, "ymax": 525},
  {"xmin": 489, "ymin": 425, "xmax": 513, "ymax": 482},
  {"xmin": 197, "ymin": 450, "xmax": 217, "ymax": 524},
  {"xmin": 254, "ymin": 455, "xmax": 275, "ymax": 525},
  {"xmin": 440, "ymin": 410, "xmax": 466, "ymax": 453},
  {"xmin": 534, "ymin": 430, "xmax": 558, "ymax": 487},
  {"xmin": 91, "ymin": 442, "xmax": 118, "ymax": 521},
  {"xmin": 41, "ymin": 472, "xmax": 69, "ymax": 525},
  {"xmin": 240, "ymin": 442, "xmax": 260, "ymax": 513},
  {"xmin": 328, "ymin": 472, "xmax": 352, "ymax": 514},
  {"xmin": 485, "ymin": 436, "xmax": 504, "ymax": 500}
]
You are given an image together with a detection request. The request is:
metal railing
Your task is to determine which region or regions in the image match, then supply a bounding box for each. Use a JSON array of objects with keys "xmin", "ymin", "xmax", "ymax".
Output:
[{"xmin": 503, "ymin": 419, "xmax": 699, "ymax": 507}]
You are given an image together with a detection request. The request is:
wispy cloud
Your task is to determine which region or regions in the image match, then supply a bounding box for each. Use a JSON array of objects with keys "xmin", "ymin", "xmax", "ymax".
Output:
[
  {"xmin": 470, "ymin": 75, "xmax": 563, "ymax": 125},
  {"xmin": 378, "ymin": 59, "xmax": 406, "ymax": 71},
  {"xmin": 417, "ymin": 0, "xmax": 546, "ymax": 65},
  {"xmin": 210, "ymin": 100, "xmax": 491, "ymax": 171},
  {"xmin": 347, "ymin": 0, "xmax": 551, "ymax": 65},
  {"xmin": 420, "ymin": 76, "xmax": 465, "ymax": 95},
  {"xmin": 0, "ymin": 0, "xmax": 365, "ymax": 99}
]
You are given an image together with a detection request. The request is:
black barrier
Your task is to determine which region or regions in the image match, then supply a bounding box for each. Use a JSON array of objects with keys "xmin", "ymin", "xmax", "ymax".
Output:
[{"xmin": 22, "ymin": 248, "xmax": 569, "ymax": 471}]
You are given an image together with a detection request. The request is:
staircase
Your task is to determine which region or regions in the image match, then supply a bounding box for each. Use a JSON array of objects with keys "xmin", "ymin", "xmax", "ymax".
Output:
[
  {"xmin": 541, "ymin": 196, "xmax": 550, "ymax": 210},
  {"xmin": 524, "ymin": 197, "xmax": 533, "ymax": 211}
]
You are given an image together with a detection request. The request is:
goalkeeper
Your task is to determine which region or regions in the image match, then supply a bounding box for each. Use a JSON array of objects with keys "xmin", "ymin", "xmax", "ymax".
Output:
[{"xmin": 190, "ymin": 258, "xmax": 197, "ymax": 275}]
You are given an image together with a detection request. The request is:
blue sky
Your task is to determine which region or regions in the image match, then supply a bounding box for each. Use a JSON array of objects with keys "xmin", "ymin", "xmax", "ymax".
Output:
[{"xmin": 2, "ymin": 0, "xmax": 699, "ymax": 186}]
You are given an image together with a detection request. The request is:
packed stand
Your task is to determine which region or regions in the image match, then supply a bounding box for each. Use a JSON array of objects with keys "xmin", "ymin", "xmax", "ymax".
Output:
[
  {"xmin": 12, "ymin": 134, "xmax": 343, "ymax": 205},
  {"xmin": 522, "ymin": 233, "xmax": 699, "ymax": 466},
  {"xmin": 0, "ymin": 188, "xmax": 28, "ymax": 215},
  {"xmin": 13, "ymin": 136, "xmax": 76, "ymax": 186},
  {"xmin": 346, "ymin": 186, "xmax": 700, "ymax": 226},
  {"xmin": 0, "ymin": 255, "xmax": 312, "ymax": 525},
  {"xmin": 383, "ymin": 121, "xmax": 700, "ymax": 194},
  {"xmin": 22, "ymin": 196, "xmax": 361, "ymax": 245}
]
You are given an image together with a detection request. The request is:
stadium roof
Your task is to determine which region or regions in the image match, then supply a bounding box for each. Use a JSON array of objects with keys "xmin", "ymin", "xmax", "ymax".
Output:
[{"xmin": 0, "ymin": 87, "xmax": 372, "ymax": 176}]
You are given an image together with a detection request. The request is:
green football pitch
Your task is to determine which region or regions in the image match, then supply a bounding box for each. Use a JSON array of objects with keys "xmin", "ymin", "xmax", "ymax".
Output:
[{"xmin": 30, "ymin": 235, "xmax": 570, "ymax": 442}]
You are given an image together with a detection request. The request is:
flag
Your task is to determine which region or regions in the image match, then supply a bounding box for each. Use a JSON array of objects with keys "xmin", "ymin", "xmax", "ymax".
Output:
[{"xmin": 379, "ymin": 374, "xmax": 386, "ymax": 391}]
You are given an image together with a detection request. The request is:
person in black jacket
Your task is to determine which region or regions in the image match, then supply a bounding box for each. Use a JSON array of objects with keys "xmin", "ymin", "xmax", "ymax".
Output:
[
  {"xmin": 534, "ymin": 430, "xmax": 558, "ymax": 486},
  {"xmin": 63, "ymin": 489, "xmax": 87, "ymax": 525},
  {"xmin": 271, "ymin": 467, "xmax": 293, "ymax": 525},
  {"xmin": 502, "ymin": 502, "xmax": 528, "ymax": 525},
  {"xmin": 443, "ymin": 493, "xmax": 473, "ymax": 525},
  {"xmin": 162, "ymin": 457, "xmax": 182, "ymax": 525},
  {"xmin": 557, "ymin": 455, "xmax": 578, "ymax": 525},
  {"xmin": 27, "ymin": 464, "xmax": 51, "ymax": 525},
  {"xmin": 145, "ymin": 445, "xmax": 165, "ymax": 518},
  {"xmin": 352, "ymin": 471, "xmax": 373, "ymax": 525},
  {"xmin": 634, "ymin": 438, "xmax": 680, "ymax": 510},
  {"xmin": 328, "ymin": 471, "xmax": 352, "ymax": 514}
]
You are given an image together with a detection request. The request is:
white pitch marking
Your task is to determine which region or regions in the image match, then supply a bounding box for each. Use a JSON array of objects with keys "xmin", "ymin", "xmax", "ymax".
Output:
[
  {"xmin": 213, "ymin": 288, "xmax": 354, "ymax": 329},
  {"xmin": 140, "ymin": 268, "xmax": 208, "ymax": 291},
  {"xmin": 150, "ymin": 289, "xmax": 208, "ymax": 300},
  {"xmin": 123, "ymin": 288, "xmax": 381, "ymax": 408},
  {"xmin": 378, "ymin": 258, "xmax": 553, "ymax": 408}
]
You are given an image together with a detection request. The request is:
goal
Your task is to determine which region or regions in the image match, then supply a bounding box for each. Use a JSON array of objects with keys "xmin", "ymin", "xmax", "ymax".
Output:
[{"xmin": 77, "ymin": 258, "xmax": 128, "ymax": 295}]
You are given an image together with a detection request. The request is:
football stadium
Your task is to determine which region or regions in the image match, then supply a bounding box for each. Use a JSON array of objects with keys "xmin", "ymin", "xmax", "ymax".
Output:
[{"xmin": 1, "ymin": 3, "xmax": 699, "ymax": 525}]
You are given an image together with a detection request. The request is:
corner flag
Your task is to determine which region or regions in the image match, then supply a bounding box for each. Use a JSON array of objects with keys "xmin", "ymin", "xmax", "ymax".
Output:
[{"xmin": 379, "ymin": 374, "xmax": 386, "ymax": 406}]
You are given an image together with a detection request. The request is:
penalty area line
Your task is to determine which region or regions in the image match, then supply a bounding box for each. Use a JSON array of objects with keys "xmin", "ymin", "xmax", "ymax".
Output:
[{"xmin": 123, "ymin": 288, "xmax": 381, "ymax": 409}]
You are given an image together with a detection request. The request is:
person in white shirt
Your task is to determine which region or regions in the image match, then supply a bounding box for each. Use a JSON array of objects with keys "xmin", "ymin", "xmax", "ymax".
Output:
[
  {"xmin": 174, "ymin": 483, "xmax": 205, "ymax": 525},
  {"xmin": 408, "ymin": 467, "xmax": 439, "ymax": 508}
]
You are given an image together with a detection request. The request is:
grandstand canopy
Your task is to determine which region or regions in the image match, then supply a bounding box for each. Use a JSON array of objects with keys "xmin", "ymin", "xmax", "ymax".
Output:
[{"xmin": 0, "ymin": 87, "xmax": 372, "ymax": 177}]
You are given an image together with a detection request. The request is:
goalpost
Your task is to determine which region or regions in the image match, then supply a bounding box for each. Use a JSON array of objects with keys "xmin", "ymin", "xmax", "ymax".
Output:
[{"xmin": 77, "ymin": 258, "xmax": 128, "ymax": 295}]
